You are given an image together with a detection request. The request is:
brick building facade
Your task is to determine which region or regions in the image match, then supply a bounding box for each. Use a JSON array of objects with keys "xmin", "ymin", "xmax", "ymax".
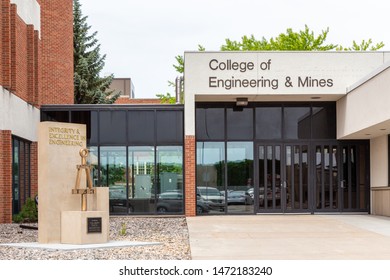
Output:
[{"xmin": 0, "ymin": 0, "xmax": 73, "ymax": 223}]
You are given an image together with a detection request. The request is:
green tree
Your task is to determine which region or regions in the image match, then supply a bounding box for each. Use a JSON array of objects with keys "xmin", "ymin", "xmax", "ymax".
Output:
[
  {"xmin": 157, "ymin": 45, "xmax": 205, "ymax": 104},
  {"xmin": 221, "ymin": 25, "xmax": 338, "ymax": 51},
  {"xmin": 158, "ymin": 25, "xmax": 384, "ymax": 102},
  {"xmin": 73, "ymin": 0, "xmax": 119, "ymax": 104}
]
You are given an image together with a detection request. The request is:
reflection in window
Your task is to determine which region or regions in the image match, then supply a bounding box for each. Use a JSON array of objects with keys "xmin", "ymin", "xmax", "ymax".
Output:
[
  {"xmin": 100, "ymin": 147, "xmax": 127, "ymax": 214},
  {"xmin": 312, "ymin": 105, "xmax": 336, "ymax": 139},
  {"xmin": 87, "ymin": 146, "xmax": 98, "ymax": 187},
  {"xmin": 128, "ymin": 147, "xmax": 155, "ymax": 213},
  {"xmin": 283, "ymin": 106, "xmax": 311, "ymax": 139},
  {"xmin": 227, "ymin": 142, "xmax": 254, "ymax": 214},
  {"xmin": 196, "ymin": 108, "xmax": 225, "ymax": 140},
  {"xmin": 196, "ymin": 142, "xmax": 225, "ymax": 215},
  {"xmin": 156, "ymin": 146, "xmax": 183, "ymax": 214}
]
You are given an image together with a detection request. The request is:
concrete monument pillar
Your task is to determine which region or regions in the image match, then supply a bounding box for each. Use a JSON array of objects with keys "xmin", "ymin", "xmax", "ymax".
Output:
[{"xmin": 38, "ymin": 121, "xmax": 108, "ymax": 244}]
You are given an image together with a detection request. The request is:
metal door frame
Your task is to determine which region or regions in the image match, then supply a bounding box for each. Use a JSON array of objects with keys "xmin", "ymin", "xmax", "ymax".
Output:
[{"xmin": 255, "ymin": 142, "xmax": 310, "ymax": 213}]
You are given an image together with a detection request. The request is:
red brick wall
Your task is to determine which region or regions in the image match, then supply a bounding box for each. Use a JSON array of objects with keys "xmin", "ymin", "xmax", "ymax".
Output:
[
  {"xmin": 1, "ymin": 2, "xmax": 41, "ymax": 105},
  {"xmin": 0, "ymin": 131, "xmax": 12, "ymax": 223},
  {"xmin": 1, "ymin": 0, "xmax": 11, "ymax": 89},
  {"xmin": 10, "ymin": 6, "xmax": 29, "ymax": 100},
  {"xmin": 115, "ymin": 98, "xmax": 163, "ymax": 104},
  {"xmin": 34, "ymin": 30, "xmax": 40, "ymax": 104},
  {"xmin": 30, "ymin": 142, "xmax": 38, "ymax": 197},
  {"xmin": 185, "ymin": 135, "xmax": 196, "ymax": 216},
  {"xmin": 39, "ymin": 0, "xmax": 74, "ymax": 105}
]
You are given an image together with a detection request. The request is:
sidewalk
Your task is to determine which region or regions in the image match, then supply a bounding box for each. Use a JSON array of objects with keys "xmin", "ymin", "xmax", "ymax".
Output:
[{"xmin": 186, "ymin": 214, "xmax": 390, "ymax": 260}]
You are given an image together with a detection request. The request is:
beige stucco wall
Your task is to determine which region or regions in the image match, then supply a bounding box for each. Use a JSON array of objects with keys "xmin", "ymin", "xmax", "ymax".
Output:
[
  {"xmin": 370, "ymin": 135, "xmax": 388, "ymax": 188},
  {"xmin": 370, "ymin": 135, "xmax": 390, "ymax": 216},
  {"xmin": 337, "ymin": 66, "xmax": 390, "ymax": 139}
]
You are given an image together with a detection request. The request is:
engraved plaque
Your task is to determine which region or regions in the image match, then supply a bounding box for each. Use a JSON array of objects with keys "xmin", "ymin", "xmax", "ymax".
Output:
[{"xmin": 87, "ymin": 217, "xmax": 102, "ymax": 233}]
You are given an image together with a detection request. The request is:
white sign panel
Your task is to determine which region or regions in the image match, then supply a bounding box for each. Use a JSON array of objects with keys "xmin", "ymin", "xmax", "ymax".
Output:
[{"xmin": 184, "ymin": 51, "xmax": 389, "ymax": 95}]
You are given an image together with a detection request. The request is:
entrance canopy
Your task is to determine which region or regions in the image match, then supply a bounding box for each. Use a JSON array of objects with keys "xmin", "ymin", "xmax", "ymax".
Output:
[{"xmin": 184, "ymin": 51, "xmax": 390, "ymax": 136}]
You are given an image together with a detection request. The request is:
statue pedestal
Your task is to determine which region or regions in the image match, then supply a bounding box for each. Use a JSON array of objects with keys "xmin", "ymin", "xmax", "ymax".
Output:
[{"xmin": 61, "ymin": 211, "xmax": 109, "ymax": 244}]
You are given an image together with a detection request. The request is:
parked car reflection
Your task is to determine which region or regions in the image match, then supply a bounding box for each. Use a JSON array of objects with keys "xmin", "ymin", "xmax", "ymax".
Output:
[
  {"xmin": 227, "ymin": 190, "xmax": 253, "ymax": 205},
  {"xmin": 156, "ymin": 192, "xmax": 184, "ymax": 213},
  {"xmin": 156, "ymin": 191, "xmax": 209, "ymax": 214},
  {"xmin": 259, "ymin": 186, "xmax": 282, "ymax": 206},
  {"xmin": 197, "ymin": 186, "xmax": 225, "ymax": 212}
]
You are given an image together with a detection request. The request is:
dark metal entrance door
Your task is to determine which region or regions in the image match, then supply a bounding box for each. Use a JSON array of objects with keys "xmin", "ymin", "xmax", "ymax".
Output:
[
  {"xmin": 257, "ymin": 142, "xmax": 369, "ymax": 213},
  {"xmin": 257, "ymin": 144, "xmax": 283, "ymax": 212},
  {"xmin": 339, "ymin": 143, "xmax": 370, "ymax": 212},
  {"xmin": 314, "ymin": 144, "xmax": 340, "ymax": 212},
  {"xmin": 284, "ymin": 144, "xmax": 310, "ymax": 212},
  {"xmin": 257, "ymin": 143, "xmax": 309, "ymax": 213}
]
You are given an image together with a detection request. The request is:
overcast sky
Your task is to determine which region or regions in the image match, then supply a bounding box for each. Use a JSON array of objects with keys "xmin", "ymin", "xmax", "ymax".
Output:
[{"xmin": 80, "ymin": 0, "xmax": 390, "ymax": 98}]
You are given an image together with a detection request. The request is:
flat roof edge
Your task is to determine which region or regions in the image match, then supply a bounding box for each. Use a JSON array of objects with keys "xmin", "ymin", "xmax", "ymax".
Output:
[
  {"xmin": 347, "ymin": 60, "xmax": 390, "ymax": 93},
  {"xmin": 184, "ymin": 50, "xmax": 390, "ymax": 54},
  {"xmin": 41, "ymin": 104, "xmax": 184, "ymax": 110}
]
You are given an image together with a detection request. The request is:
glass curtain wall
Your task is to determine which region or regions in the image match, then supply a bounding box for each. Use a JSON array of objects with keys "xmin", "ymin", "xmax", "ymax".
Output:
[
  {"xmin": 156, "ymin": 146, "xmax": 183, "ymax": 213},
  {"xmin": 128, "ymin": 147, "xmax": 155, "ymax": 213},
  {"xmin": 100, "ymin": 147, "xmax": 127, "ymax": 214},
  {"xmin": 98, "ymin": 146, "xmax": 184, "ymax": 214},
  {"xmin": 227, "ymin": 142, "xmax": 254, "ymax": 214},
  {"xmin": 196, "ymin": 142, "xmax": 226, "ymax": 214}
]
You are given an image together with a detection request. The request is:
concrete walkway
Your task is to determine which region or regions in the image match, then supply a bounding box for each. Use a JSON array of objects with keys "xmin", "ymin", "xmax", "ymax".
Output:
[{"xmin": 186, "ymin": 214, "xmax": 390, "ymax": 259}]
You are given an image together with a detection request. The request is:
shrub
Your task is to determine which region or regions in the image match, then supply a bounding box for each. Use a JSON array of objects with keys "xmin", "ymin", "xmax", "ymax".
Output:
[{"xmin": 13, "ymin": 198, "xmax": 38, "ymax": 223}]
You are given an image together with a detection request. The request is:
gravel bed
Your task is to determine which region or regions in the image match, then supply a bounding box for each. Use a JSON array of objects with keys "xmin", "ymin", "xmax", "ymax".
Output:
[{"xmin": 0, "ymin": 217, "xmax": 191, "ymax": 260}]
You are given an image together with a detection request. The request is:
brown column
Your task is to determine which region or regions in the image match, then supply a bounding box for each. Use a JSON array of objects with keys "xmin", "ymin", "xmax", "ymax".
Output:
[
  {"xmin": 185, "ymin": 135, "xmax": 196, "ymax": 216},
  {"xmin": 0, "ymin": 131, "xmax": 13, "ymax": 223}
]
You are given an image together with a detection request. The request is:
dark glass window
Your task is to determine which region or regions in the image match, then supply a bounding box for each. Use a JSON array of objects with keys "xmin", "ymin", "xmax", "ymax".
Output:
[
  {"xmin": 99, "ymin": 111, "xmax": 126, "ymax": 144},
  {"xmin": 12, "ymin": 137, "xmax": 31, "ymax": 215},
  {"xmin": 70, "ymin": 111, "xmax": 97, "ymax": 144},
  {"xmin": 312, "ymin": 105, "xmax": 336, "ymax": 139},
  {"xmin": 196, "ymin": 108, "xmax": 225, "ymax": 140},
  {"xmin": 283, "ymin": 106, "xmax": 311, "ymax": 139},
  {"xmin": 227, "ymin": 108, "xmax": 253, "ymax": 140},
  {"xmin": 128, "ymin": 111, "xmax": 155, "ymax": 145},
  {"xmin": 90, "ymin": 111, "xmax": 99, "ymax": 144},
  {"xmin": 41, "ymin": 111, "xmax": 69, "ymax": 122},
  {"xmin": 256, "ymin": 107, "xmax": 282, "ymax": 139},
  {"xmin": 156, "ymin": 111, "xmax": 183, "ymax": 144}
]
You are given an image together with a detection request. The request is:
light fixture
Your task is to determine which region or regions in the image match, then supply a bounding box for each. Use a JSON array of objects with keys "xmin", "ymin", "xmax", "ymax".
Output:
[{"xmin": 236, "ymin": 97, "xmax": 248, "ymax": 106}]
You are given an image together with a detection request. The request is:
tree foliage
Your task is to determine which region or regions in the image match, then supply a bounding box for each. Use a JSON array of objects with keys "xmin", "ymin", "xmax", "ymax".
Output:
[
  {"xmin": 73, "ymin": 0, "xmax": 119, "ymax": 104},
  {"xmin": 157, "ymin": 25, "xmax": 384, "ymax": 103},
  {"xmin": 221, "ymin": 26, "xmax": 337, "ymax": 51}
]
